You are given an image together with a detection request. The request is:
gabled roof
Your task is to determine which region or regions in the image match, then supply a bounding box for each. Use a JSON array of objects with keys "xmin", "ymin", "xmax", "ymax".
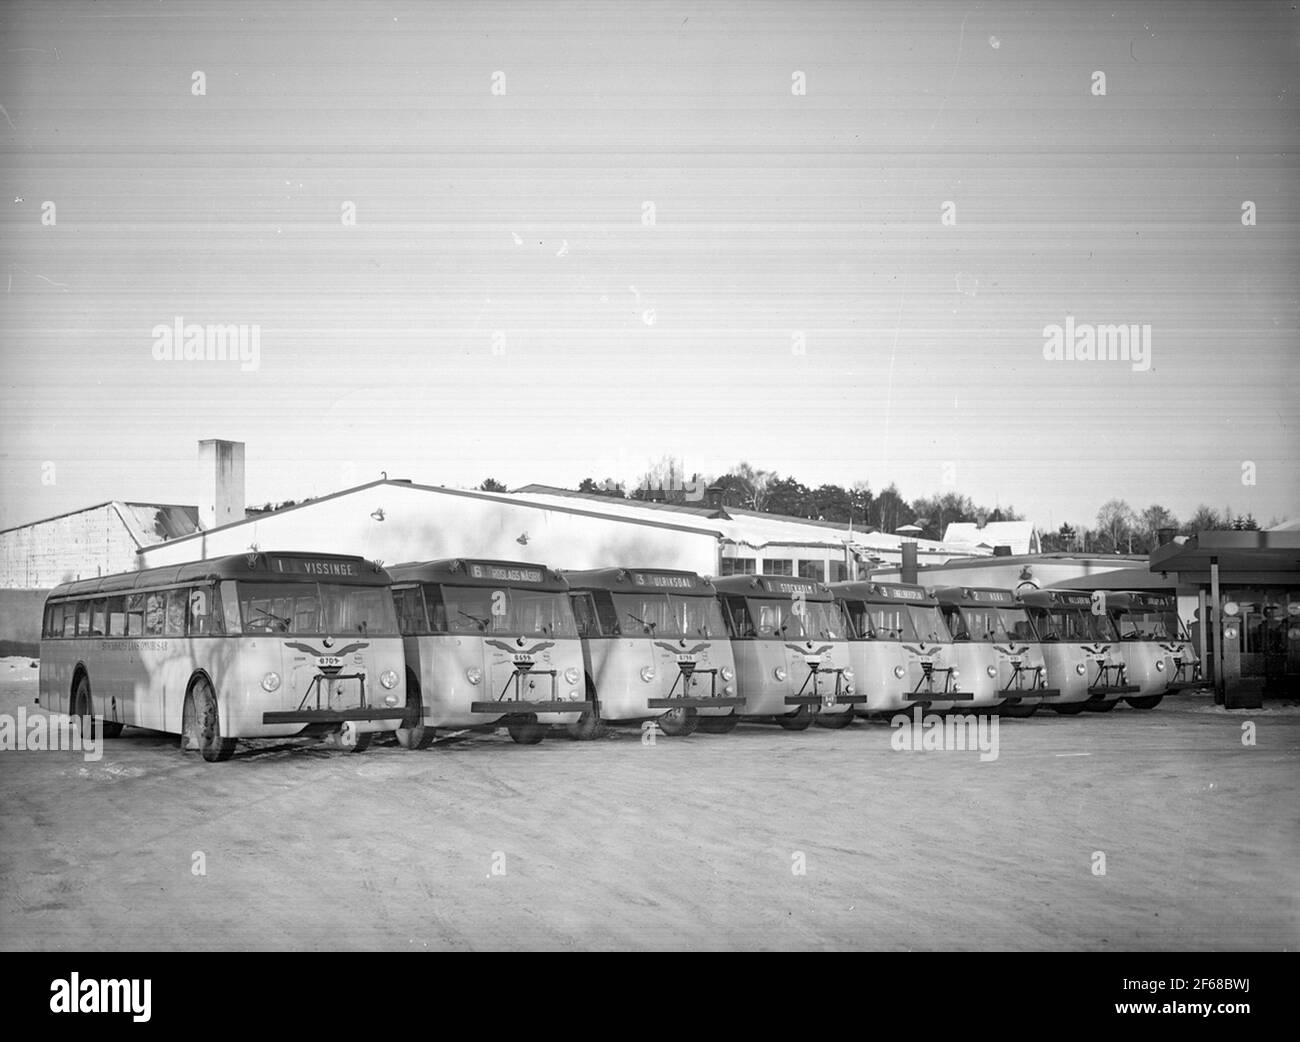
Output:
[{"xmin": 1, "ymin": 499, "xmax": 200, "ymax": 544}]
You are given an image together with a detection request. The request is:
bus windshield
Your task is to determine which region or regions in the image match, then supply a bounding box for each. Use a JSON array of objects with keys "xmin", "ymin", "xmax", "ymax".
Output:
[
  {"xmin": 1033, "ymin": 608, "xmax": 1116, "ymax": 642},
  {"xmin": 745, "ymin": 597, "xmax": 848, "ymax": 641},
  {"xmin": 1116, "ymin": 609, "xmax": 1177, "ymax": 641},
  {"xmin": 238, "ymin": 582, "xmax": 398, "ymax": 635},
  {"xmin": 430, "ymin": 585, "xmax": 578, "ymax": 638},
  {"xmin": 950, "ymin": 606, "xmax": 1035, "ymax": 642},
  {"xmin": 609, "ymin": 593, "xmax": 727, "ymax": 639},
  {"xmin": 908, "ymin": 604, "xmax": 952, "ymax": 643}
]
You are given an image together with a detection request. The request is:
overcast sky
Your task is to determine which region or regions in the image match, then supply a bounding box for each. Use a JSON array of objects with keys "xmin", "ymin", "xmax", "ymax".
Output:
[{"xmin": 1, "ymin": 0, "xmax": 1297, "ymax": 534}]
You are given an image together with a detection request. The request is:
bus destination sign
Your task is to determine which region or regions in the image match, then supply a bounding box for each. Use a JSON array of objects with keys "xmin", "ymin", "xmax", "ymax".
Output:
[
  {"xmin": 271, "ymin": 557, "xmax": 360, "ymax": 578},
  {"xmin": 631, "ymin": 572, "xmax": 694, "ymax": 589},
  {"xmin": 469, "ymin": 564, "xmax": 544, "ymax": 584}
]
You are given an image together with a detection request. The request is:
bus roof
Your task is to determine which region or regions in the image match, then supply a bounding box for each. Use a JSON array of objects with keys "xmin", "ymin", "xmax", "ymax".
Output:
[
  {"xmin": 933, "ymin": 585, "xmax": 1019, "ymax": 607},
  {"xmin": 1101, "ymin": 590, "xmax": 1176, "ymax": 612},
  {"xmin": 561, "ymin": 567, "xmax": 716, "ymax": 596},
  {"xmin": 389, "ymin": 558, "xmax": 569, "ymax": 592},
  {"xmin": 46, "ymin": 551, "xmax": 392, "ymax": 601},
  {"xmin": 711, "ymin": 574, "xmax": 834, "ymax": 601},
  {"xmin": 1017, "ymin": 588, "xmax": 1096, "ymax": 610},
  {"xmin": 828, "ymin": 580, "xmax": 937, "ymax": 605}
]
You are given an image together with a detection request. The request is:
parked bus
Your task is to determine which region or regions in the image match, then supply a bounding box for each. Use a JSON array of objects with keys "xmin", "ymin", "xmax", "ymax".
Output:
[
  {"xmin": 829, "ymin": 580, "xmax": 972, "ymax": 714},
  {"xmin": 1103, "ymin": 591, "xmax": 1202, "ymax": 709},
  {"xmin": 712, "ymin": 575, "xmax": 861, "ymax": 729},
  {"xmin": 388, "ymin": 559, "xmax": 590, "ymax": 745},
  {"xmin": 38, "ymin": 552, "xmax": 409, "ymax": 762},
  {"xmin": 1016, "ymin": 589, "xmax": 1139, "ymax": 715},
  {"xmin": 934, "ymin": 587, "xmax": 1060, "ymax": 716},
  {"xmin": 562, "ymin": 568, "xmax": 745, "ymax": 737}
]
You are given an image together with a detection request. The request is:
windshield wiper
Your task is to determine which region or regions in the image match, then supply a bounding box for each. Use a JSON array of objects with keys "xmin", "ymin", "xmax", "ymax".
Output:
[
  {"xmin": 253, "ymin": 606, "xmax": 291, "ymax": 630},
  {"xmin": 625, "ymin": 610, "xmax": 656, "ymax": 633},
  {"xmin": 458, "ymin": 609, "xmax": 490, "ymax": 631}
]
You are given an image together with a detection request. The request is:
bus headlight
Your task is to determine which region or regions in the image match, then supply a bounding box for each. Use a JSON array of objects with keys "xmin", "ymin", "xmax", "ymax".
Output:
[
  {"xmin": 1155, "ymin": 659, "xmax": 1165, "ymax": 672},
  {"xmin": 724, "ymin": 684, "xmax": 736, "ymax": 696},
  {"xmin": 986, "ymin": 665, "xmax": 998, "ymax": 678},
  {"xmin": 1075, "ymin": 663, "xmax": 1087, "ymax": 675},
  {"xmin": 951, "ymin": 669, "xmax": 960, "ymax": 679},
  {"xmin": 640, "ymin": 666, "xmax": 656, "ymax": 683},
  {"xmin": 893, "ymin": 665, "xmax": 906, "ymax": 679},
  {"xmin": 379, "ymin": 669, "xmax": 399, "ymax": 690},
  {"xmin": 773, "ymin": 667, "xmax": 787, "ymax": 681},
  {"xmin": 466, "ymin": 667, "xmax": 483, "ymax": 685},
  {"xmin": 564, "ymin": 667, "xmax": 580, "ymax": 684},
  {"xmin": 568, "ymin": 690, "xmax": 581, "ymax": 700},
  {"xmin": 843, "ymin": 668, "xmax": 854, "ymax": 681},
  {"xmin": 261, "ymin": 671, "xmax": 281, "ymax": 692},
  {"xmin": 720, "ymin": 666, "xmax": 735, "ymax": 682},
  {"xmin": 384, "ymin": 693, "xmax": 400, "ymax": 706},
  {"xmin": 845, "ymin": 683, "xmax": 854, "ymax": 695}
]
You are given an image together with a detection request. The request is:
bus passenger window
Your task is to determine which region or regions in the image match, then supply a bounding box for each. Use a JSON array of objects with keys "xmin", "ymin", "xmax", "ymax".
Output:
[
  {"xmin": 189, "ymin": 586, "xmax": 223, "ymax": 635},
  {"xmin": 90, "ymin": 599, "xmax": 107, "ymax": 637},
  {"xmin": 126, "ymin": 593, "xmax": 145, "ymax": 636},
  {"xmin": 77, "ymin": 601, "xmax": 91, "ymax": 637},
  {"xmin": 393, "ymin": 587, "xmax": 427, "ymax": 634},
  {"xmin": 107, "ymin": 596, "xmax": 127, "ymax": 637},
  {"xmin": 63, "ymin": 604, "xmax": 77, "ymax": 637},
  {"xmin": 593, "ymin": 594, "xmax": 621, "ymax": 637},
  {"xmin": 144, "ymin": 592, "xmax": 166, "ymax": 636},
  {"xmin": 43, "ymin": 603, "xmax": 60, "ymax": 639},
  {"xmin": 165, "ymin": 590, "xmax": 187, "ymax": 636},
  {"xmin": 570, "ymin": 594, "xmax": 597, "ymax": 638}
]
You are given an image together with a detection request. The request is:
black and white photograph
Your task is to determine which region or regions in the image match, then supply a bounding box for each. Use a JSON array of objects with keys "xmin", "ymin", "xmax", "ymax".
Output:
[{"xmin": 0, "ymin": 0, "xmax": 1297, "ymax": 980}]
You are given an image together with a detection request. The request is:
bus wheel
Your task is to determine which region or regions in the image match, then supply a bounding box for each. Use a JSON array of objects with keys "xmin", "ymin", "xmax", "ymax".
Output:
[
  {"xmin": 814, "ymin": 708, "xmax": 855, "ymax": 729},
  {"xmin": 657, "ymin": 706, "xmax": 699, "ymax": 737},
  {"xmin": 340, "ymin": 722, "xmax": 371, "ymax": 753},
  {"xmin": 1124, "ymin": 694, "xmax": 1164, "ymax": 710},
  {"xmin": 777, "ymin": 706, "xmax": 813, "ymax": 731},
  {"xmin": 697, "ymin": 712, "xmax": 740, "ymax": 735},
  {"xmin": 72, "ymin": 674, "xmax": 99, "ymax": 741},
  {"xmin": 395, "ymin": 686, "xmax": 433, "ymax": 749},
  {"xmin": 566, "ymin": 703, "xmax": 604, "ymax": 741},
  {"xmin": 1000, "ymin": 702, "xmax": 1039, "ymax": 718},
  {"xmin": 1084, "ymin": 699, "xmax": 1117, "ymax": 713},
  {"xmin": 507, "ymin": 714, "xmax": 546, "ymax": 745},
  {"xmin": 181, "ymin": 678, "xmax": 236, "ymax": 763}
]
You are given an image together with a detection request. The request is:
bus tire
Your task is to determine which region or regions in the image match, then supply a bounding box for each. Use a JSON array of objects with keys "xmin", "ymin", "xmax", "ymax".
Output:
[
  {"xmin": 181, "ymin": 677, "xmax": 236, "ymax": 763},
  {"xmin": 1084, "ymin": 698, "xmax": 1117, "ymax": 713},
  {"xmin": 657, "ymin": 706, "xmax": 699, "ymax": 737},
  {"xmin": 814, "ymin": 708, "xmax": 855, "ymax": 728},
  {"xmin": 506, "ymin": 714, "xmax": 546, "ymax": 745},
  {"xmin": 1124, "ymin": 694, "xmax": 1164, "ymax": 710},
  {"xmin": 72, "ymin": 673, "xmax": 99, "ymax": 741},
  {"xmin": 395, "ymin": 678, "xmax": 434, "ymax": 749},
  {"xmin": 1051, "ymin": 701, "xmax": 1087, "ymax": 715},
  {"xmin": 777, "ymin": 706, "xmax": 813, "ymax": 731},
  {"xmin": 1000, "ymin": 702, "xmax": 1039, "ymax": 718},
  {"xmin": 697, "ymin": 712, "xmax": 740, "ymax": 735},
  {"xmin": 347, "ymin": 730, "xmax": 372, "ymax": 753}
]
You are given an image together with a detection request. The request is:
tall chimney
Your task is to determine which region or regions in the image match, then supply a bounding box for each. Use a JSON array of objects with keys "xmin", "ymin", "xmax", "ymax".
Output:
[
  {"xmin": 198, "ymin": 439, "xmax": 245, "ymax": 529},
  {"xmin": 900, "ymin": 540, "xmax": 919, "ymax": 584}
]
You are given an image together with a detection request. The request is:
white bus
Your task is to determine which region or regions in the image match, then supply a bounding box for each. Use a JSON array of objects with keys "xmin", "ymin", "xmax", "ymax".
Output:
[
  {"xmin": 1103, "ymin": 591, "xmax": 1202, "ymax": 710},
  {"xmin": 830, "ymin": 580, "xmax": 972, "ymax": 714},
  {"xmin": 38, "ymin": 552, "xmax": 409, "ymax": 762},
  {"xmin": 388, "ymin": 559, "xmax": 590, "ymax": 745},
  {"xmin": 712, "ymin": 575, "xmax": 861, "ymax": 729},
  {"xmin": 934, "ymin": 586, "xmax": 1060, "ymax": 716},
  {"xmin": 563, "ymin": 567, "xmax": 745, "ymax": 737},
  {"xmin": 1016, "ymin": 589, "xmax": 1139, "ymax": 715}
]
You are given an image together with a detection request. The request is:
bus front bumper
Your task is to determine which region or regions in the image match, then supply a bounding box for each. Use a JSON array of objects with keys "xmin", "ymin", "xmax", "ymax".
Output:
[
  {"xmin": 1088, "ymin": 683, "xmax": 1140, "ymax": 696},
  {"xmin": 784, "ymin": 694, "xmax": 868, "ymax": 707},
  {"xmin": 471, "ymin": 699, "xmax": 592, "ymax": 715},
  {"xmin": 999, "ymin": 687, "xmax": 1061, "ymax": 703},
  {"xmin": 904, "ymin": 689, "xmax": 974, "ymax": 702},
  {"xmin": 262, "ymin": 707, "xmax": 410, "ymax": 724},
  {"xmin": 648, "ymin": 696, "xmax": 746, "ymax": 710}
]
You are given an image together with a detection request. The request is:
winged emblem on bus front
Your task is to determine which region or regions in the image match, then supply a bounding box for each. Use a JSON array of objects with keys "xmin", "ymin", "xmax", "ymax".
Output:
[
  {"xmin": 653, "ymin": 641, "xmax": 709, "ymax": 656},
  {"xmin": 285, "ymin": 641, "xmax": 370, "ymax": 657},
  {"xmin": 785, "ymin": 643, "xmax": 832, "ymax": 656},
  {"xmin": 485, "ymin": 639, "xmax": 556, "ymax": 655}
]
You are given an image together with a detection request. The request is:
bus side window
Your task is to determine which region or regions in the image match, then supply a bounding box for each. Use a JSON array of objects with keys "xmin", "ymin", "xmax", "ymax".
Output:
[
  {"xmin": 164, "ymin": 589, "xmax": 187, "ymax": 636},
  {"xmin": 188, "ymin": 586, "xmax": 223, "ymax": 635},
  {"xmin": 593, "ymin": 593, "xmax": 620, "ymax": 636},
  {"xmin": 127, "ymin": 593, "xmax": 146, "ymax": 636},
  {"xmin": 76, "ymin": 601, "xmax": 91, "ymax": 637},
  {"xmin": 570, "ymin": 593, "xmax": 598, "ymax": 637},
  {"xmin": 90, "ymin": 598, "xmax": 107, "ymax": 637},
  {"xmin": 107, "ymin": 596, "xmax": 127, "ymax": 637},
  {"xmin": 393, "ymin": 586, "xmax": 428, "ymax": 634},
  {"xmin": 723, "ymin": 597, "xmax": 753, "ymax": 638},
  {"xmin": 63, "ymin": 603, "xmax": 77, "ymax": 637},
  {"xmin": 43, "ymin": 603, "xmax": 60, "ymax": 639},
  {"xmin": 144, "ymin": 592, "xmax": 166, "ymax": 636}
]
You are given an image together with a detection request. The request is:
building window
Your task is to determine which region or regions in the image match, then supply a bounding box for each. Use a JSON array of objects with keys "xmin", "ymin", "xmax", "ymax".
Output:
[
  {"xmin": 720, "ymin": 557, "xmax": 756, "ymax": 576},
  {"xmin": 829, "ymin": 561, "xmax": 849, "ymax": 582},
  {"xmin": 762, "ymin": 559, "xmax": 793, "ymax": 577},
  {"xmin": 797, "ymin": 560, "xmax": 825, "ymax": 582}
]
